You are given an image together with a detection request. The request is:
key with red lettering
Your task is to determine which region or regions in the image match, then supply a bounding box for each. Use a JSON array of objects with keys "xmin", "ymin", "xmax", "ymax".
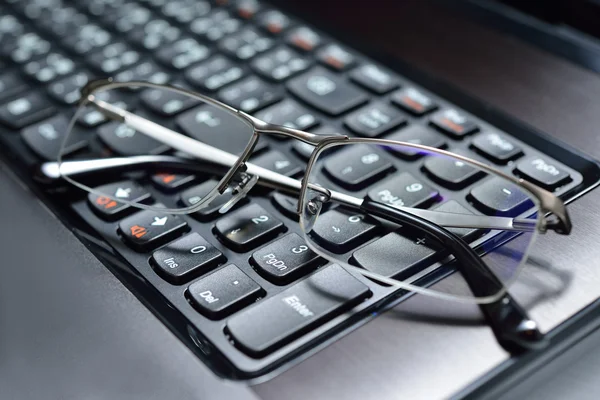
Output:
[
  {"xmin": 88, "ymin": 181, "xmax": 152, "ymax": 221},
  {"xmin": 119, "ymin": 209, "xmax": 188, "ymax": 252}
]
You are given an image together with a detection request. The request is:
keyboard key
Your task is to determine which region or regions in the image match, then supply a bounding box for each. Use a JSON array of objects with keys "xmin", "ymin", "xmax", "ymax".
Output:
[
  {"xmin": 98, "ymin": 120, "xmax": 170, "ymax": 156},
  {"xmin": 384, "ymin": 125, "xmax": 447, "ymax": 160},
  {"xmin": 252, "ymin": 150, "xmax": 303, "ymax": 177},
  {"xmin": 252, "ymin": 46, "xmax": 312, "ymax": 82},
  {"xmin": 23, "ymin": 52, "xmax": 76, "ymax": 84},
  {"xmin": 432, "ymin": 200, "xmax": 479, "ymax": 240},
  {"xmin": 367, "ymin": 172, "xmax": 438, "ymax": 208},
  {"xmin": 104, "ymin": 2, "xmax": 153, "ymax": 33},
  {"xmin": 119, "ymin": 209, "xmax": 188, "ymax": 252},
  {"xmin": 151, "ymin": 172, "xmax": 196, "ymax": 192},
  {"xmin": 180, "ymin": 180, "xmax": 243, "ymax": 221},
  {"xmin": 226, "ymin": 264, "xmax": 370, "ymax": 357},
  {"xmin": 86, "ymin": 42, "xmax": 141, "ymax": 75},
  {"xmin": 114, "ymin": 61, "xmax": 171, "ymax": 86},
  {"xmin": 217, "ymin": 76, "xmax": 283, "ymax": 113},
  {"xmin": 324, "ymin": 144, "xmax": 395, "ymax": 190},
  {"xmin": 141, "ymin": 86, "xmax": 200, "ymax": 117},
  {"xmin": 129, "ymin": 19, "xmax": 182, "ymax": 51},
  {"xmin": 185, "ymin": 56, "xmax": 244, "ymax": 92},
  {"xmin": 310, "ymin": 209, "xmax": 380, "ymax": 253},
  {"xmin": 0, "ymin": 71, "xmax": 28, "ymax": 102},
  {"xmin": 287, "ymin": 68, "xmax": 368, "ymax": 116},
  {"xmin": 215, "ymin": 203, "xmax": 284, "ymax": 252},
  {"xmin": 353, "ymin": 231, "xmax": 440, "ymax": 279},
  {"xmin": 151, "ymin": 233, "xmax": 224, "ymax": 284},
  {"xmin": 188, "ymin": 264, "xmax": 262, "ymax": 319},
  {"xmin": 21, "ymin": 115, "xmax": 87, "ymax": 160},
  {"xmin": 422, "ymin": 152, "xmax": 485, "ymax": 189},
  {"xmin": 286, "ymin": 26, "xmax": 322, "ymax": 52},
  {"xmin": 176, "ymin": 104, "xmax": 263, "ymax": 155},
  {"xmin": 430, "ymin": 109, "xmax": 478, "ymax": 138},
  {"xmin": 88, "ymin": 181, "xmax": 152, "ymax": 221},
  {"xmin": 515, "ymin": 157, "xmax": 571, "ymax": 190},
  {"xmin": 469, "ymin": 177, "xmax": 534, "ymax": 217},
  {"xmin": 271, "ymin": 192, "xmax": 299, "ymax": 221},
  {"xmin": 234, "ymin": 0, "xmax": 262, "ymax": 19},
  {"xmin": 251, "ymin": 233, "xmax": 323, "ymax": 284},
  {"xmin": 254, "ymin": 99, "xmax": 319, "ymax": 137},
  {"xmin": 471, "ymin": 132, "xmax": 522, "ymax": 164},
  {"xmin": 47, "ymin": 72, "xmax": 90, "ymax": 105},
  {"xmin": 0, "ymin": 92, "xmax": 55, "ymax": 129},
  {"xmin": 219, "ymin": 28, "xmax": 274, "ymax": 61},
  {"xmin": 189, "ymin": 10, "xmax": 242, "ymax": 42},
  {"xmin": 258, "ymin": 10, "xmax": 291, "ymax": 35},
  {"xmin": 77, "ymin": 91, "xmax": 128, "ymax": 128},
  {"xmin": 62, "ymin": 24, "xmax": 111, "ymax": 55},
  {"xmin": 160, "ymin": 0, "xmax": 211, "ymax": 24},
  {"xmin": 155, "ymin": 38, "xmax": 210, "ymax": 70},
  {"xmin": 292, "ymin": 125, "xmax": 340, "ymax": 160},
  {"xmin": 344, "ymin": 102, "xmax": 406, "ymax": 137},
  {"xmin": 391, "ymin": 87, "xmax": 437, "ymax": 116},
  {"xmin": 5, "ymin": 32, "xmax": 51, "ymax": 64},
  {"xmin": 349, "ymin": 64, "xmax": 398, "ymax": 94},
  {"xmin": 317, "ymin": 44, "xmax": 355, "ymax": 71}
]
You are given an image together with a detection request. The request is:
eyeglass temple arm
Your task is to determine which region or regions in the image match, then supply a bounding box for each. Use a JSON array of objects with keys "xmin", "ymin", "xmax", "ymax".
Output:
[{"xmin": 362, "ymin": 199, "xmax": 548, "ymax": 353}]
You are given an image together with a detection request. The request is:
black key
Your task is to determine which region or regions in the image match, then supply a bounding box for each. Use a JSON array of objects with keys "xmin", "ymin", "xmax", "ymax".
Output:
[
  {"xmin": 5, "ymin": 32, "xmax": 51, "ymax": 64},
  {"xmin": 119, "ymin": 209, "xmax": 188, "ymax": 252},
  {"xmin": 310, "ymin": 209, "xmax": 380, "ymax": 253},
  {"xmin": 430, "ymin": 109, "xmax": 478, "ymax": 138},
  {"xmin": 217, "ymin": 76, "xmax": 283, "ymax": 113},
  {"xmin": 286, "ymin": 26, "xmax": 322, "ymax": 52},
  {"xmin": 151, "ymin": 233, "xmax": 224, "ymax": 284},
  {"xmin": 432, "ymin": 200, "xmax": 479, "ymax": 240},
  {"xmin": 0, "ymin": 92, "xmax": 55, "ymax": 129},
  {"xmin": 384, "ymin": 125, "xmax": 447, "ymax": 160},
  {"xmin": 21, "ymin": 115, "xmax": 87, "ymax": 160},
  {"xmin": 86, "ymin": 42, "xmax": 141, "ymax": 75},
  {"xmin": 104, "ymin": 3, "xmax": 153, "ymax": 33},
  {"xmin": 252, "ymin": 46, "xmax": 312, "ymax": 82},
  {"xmin": 23, "ymin": 53, "xmax": 76, "ymax": 84},
  {"xmin": 219, "ymin": 27, "xmax": 274, "ymax": 61},
  {"xmin": 391, "ymin": 87, "xmax": 437, "ymax": 116},
  {"xmin": 235, "ymin": 0, "xmax": 262, "ymax": 19},
  {"xmin": 151, "ymin": 172, "xmax": 196, "ymax": 192},
  {"xmin": 258, "ymin": 10, "xmax": 291, "ymax": 35},
  {"xmin": 129, "ymin": 19, "xmax": 182, "ymax": 51},
  {"xmin": 141, "ymin": 86, "xmax": 200, "ymax": 117},
  {"xmin": 77, "ymin": 91, "xmax": 128, "ymax": 128},
  {"xmin": 188, "ymin": 264, "xmax": 262, "ymax": 319},
  {"xmin": 88, "ymin": 181, "xmax": 152, "ymax": 221},
  {"xmin": 251, "ymin": 233, "xmax": 323, "ymax": 284},
  {"xmin": 317, "ymin": 44, "xmax": 355, "ymax": 71},
  {"xmin": 98, "ymin": 121, "xmax": 169, "ymax": 156},
  {"xmin": 514, "ymin": 157, "xmax": 570, "ymax": 190},
  {"xmin": 254, "ymin": 99, "xmax": 319, "ymax": 138},
  {"xmin": 159, "ymin": 0, "xmax": 211, "ymax": 23},
  {"xmin": 292, "ymin": 125, "xmax": 340, "ymax": 160},
  {"xmin": 422, "ymin": 152, "xmax": 485, "ymax": 189},
  {"xmin": 324, "ymin": 145, "xmax": 395, "ymax": 190},
  {"xmin": 349, "ymin": 64, "xmax": 398, "ymax": 94},
  {"xmin": 367, "ymin": 173, "xmax": 439, "ymax": 208},
  {"xmin": 184, "ymin": 56, "xmax": 244, "ymax": 92},
  {"xmin": 469, "ymin": 177, "xmax": 535, "ymax": 216},
  {"xmin": 0, "ymin": 71, "xmax": 28, "ymax": 102},
  {"xmin": 189, "ymin": 10, "xmax": 242, "ymax": 42},
  {"xmin": 471, "ymin": 132, "xmax": 523, "ymax": 164},
  {"xmin": 62, "ymin": 24, "xmax": 111, "ymax": 55},
  {"xmin": 287, "ymin": 67, "xmax": 368, "ymax": 116},
  {"xmin": 271, "ymin": 192, "xmax": 299, "ymax": 221},
  {"xmin": 47, "ymin": 72, "xmax": 90, "ymax": 105},
  {"xmin": 252, "ymin": 150, "xmax": 303, "ymax": 177},
  {"xmin": 353, "ymin": 231, "xmax": 440, "ymax": 279},
  {"xmin": 180, "ymin": 180, "xmax": 242, "ymax": 221},
  {"xmin": 214, "ymin": 203, "xmax": 285, "ymax": 252},
  {"xmin": 226, "ymin": 264, "xmax": 370, "ymax": 357},
  {"xmin": 114, "ymin": 61, "xmax": 171, "ymax": 86},
  {"xmin": 155, "ymin": 38, "xmax": 210, "ymax": 70},
  {"xmin": 344, "ymin": 102, "xmax": 406, "ymax": 137},
  {"xmin": 176, "ymin": 104, "xmax": 264, "ymax": 155}
]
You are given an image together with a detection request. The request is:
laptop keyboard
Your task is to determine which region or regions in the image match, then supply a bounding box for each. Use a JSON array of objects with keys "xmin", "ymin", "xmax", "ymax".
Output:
[{"xmin": 0, "ymin": 0, "xmax": 592, "ymax": 379}]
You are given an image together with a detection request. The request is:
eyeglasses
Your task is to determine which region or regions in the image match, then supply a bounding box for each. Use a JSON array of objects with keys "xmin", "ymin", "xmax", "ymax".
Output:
[{"xmin": 43, "ymin": 79, "xmax": 572, "ymax": 352}]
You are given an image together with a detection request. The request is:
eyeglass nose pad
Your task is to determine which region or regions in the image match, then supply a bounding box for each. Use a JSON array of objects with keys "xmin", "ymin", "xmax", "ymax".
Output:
[
  {"xmin": 300, "ymin": 193, "xmax": 328, "ymax": 233},
  {"xmin": 218, "ymin": 174, "xmax": 259, "ymax": 214}
]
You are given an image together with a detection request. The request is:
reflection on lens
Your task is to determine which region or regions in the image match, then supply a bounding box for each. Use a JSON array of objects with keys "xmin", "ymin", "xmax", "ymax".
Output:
[
  {"xmin": 57, "ymin": 82, "xmax": 255, "ymax": 214},
  {"xmin": 300, "ymin": 140, "xmax": 541, "ymax": 302}
]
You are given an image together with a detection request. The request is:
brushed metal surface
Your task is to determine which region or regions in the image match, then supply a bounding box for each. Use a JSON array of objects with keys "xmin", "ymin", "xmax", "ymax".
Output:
[{"xmin": 254, "ymin": 2, "xmax": 600, "ymax": 399}]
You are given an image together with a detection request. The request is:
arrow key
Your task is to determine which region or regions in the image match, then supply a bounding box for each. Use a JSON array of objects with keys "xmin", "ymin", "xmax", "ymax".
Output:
[
  {"xmin": 88, "ymin": 181, "xmax": 152, "ymax": 221},
  {"xmin": 119, "ymin": 209, "xmax": 188, "ymax": 252}
]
